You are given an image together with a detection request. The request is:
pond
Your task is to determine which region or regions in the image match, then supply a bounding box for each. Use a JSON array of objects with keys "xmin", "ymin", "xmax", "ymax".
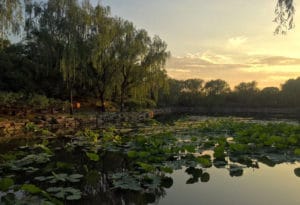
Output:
[
  {"xmin": 157, "ymin": 162, "xmax": 300, "ymax": 205},
  {"xmin": 1, "ymin": 116, "xmax": 300, "ymax": 205}
]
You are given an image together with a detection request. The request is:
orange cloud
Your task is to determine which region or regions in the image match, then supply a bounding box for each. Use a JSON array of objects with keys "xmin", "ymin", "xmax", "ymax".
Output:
[{"xmin": 165, "ymin": 52, "xmax": 300, "ymax": 88}]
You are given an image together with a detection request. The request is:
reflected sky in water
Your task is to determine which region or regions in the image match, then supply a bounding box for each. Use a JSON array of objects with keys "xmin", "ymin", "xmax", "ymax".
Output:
[{"xmin": 156, "ymin": 162, "xmax": 300, "ymax": 205}]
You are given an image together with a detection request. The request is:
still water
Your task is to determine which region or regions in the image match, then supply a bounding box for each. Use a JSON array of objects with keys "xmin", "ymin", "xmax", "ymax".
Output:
[{"xmin": 157, "ymin": 162, "xmax": 300, "ymax": 205}]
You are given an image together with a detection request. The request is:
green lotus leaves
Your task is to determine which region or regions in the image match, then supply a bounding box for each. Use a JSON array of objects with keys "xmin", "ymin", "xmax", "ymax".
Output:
[
  {"xmin": 160, "ymin": 166, "xmax": 173, "ymax": 174},
  {"xmin": 127, "ymin": 150, "xmax": 138, "ymax": 158},
  {"xmin": 1, "ymin": 117, "xmax": 300, "ymax": 204},
  {"xmin": 214, "ymin": 145, "xmax": 226, "ymax": 160},
  {"xmin": 294, "ymin": 148, "xmax": 300, "ymax": 156},
  {"xmin": 196, "ymin": 155, "xmax": 212, "ymax": 168},
  {"xmin": 137, "ymin": 162, "xmax": 156, "ymax": 172},
  {"xmin": 85, "ymin": 152, "xmax": 100, "ymax": 162},
  {"xmin": 21, "ymin": 184, "xmax": 42, "ymax": 194},
  {"xmin": 111, "ymin": 173, "xmax": 143, "ymax": 191},
  {"xmin": 0, "ymin": 178, "xmax": 14, "ymax": 192},
  {"xmin": 46, "ymin": 187, "xmax": 81, "ymax": 200},
  {"xmin": 35, "ymin": 172, "xmax": 83, "ymax": 183}
]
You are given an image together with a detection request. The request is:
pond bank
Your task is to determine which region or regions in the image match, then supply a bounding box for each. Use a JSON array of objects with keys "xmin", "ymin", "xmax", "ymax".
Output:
[
  {"xmin": 0, "ymin": 111, "xmax": 154, "ymax": 139},
  {"xmin": 2, "ymin": 107, "xmax": 300, "ymax": 140},
  {"xmin": 154, "ymin": 107, "xmax": 300, "ymax": 119}
]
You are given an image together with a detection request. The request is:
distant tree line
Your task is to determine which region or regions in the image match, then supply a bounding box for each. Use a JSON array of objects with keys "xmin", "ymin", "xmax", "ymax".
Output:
[
  {"xmin": 0, "ymin": 0, "xmax": 169, "ymax": 113},
  {"xmin": 158, "ymin": 78, "xmax": 300, "ymax": 108}
]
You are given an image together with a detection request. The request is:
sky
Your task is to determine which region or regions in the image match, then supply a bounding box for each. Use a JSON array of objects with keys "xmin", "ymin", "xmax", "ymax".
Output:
[{"xmin": 98, "ymin": 0, "xmax": 300, "ymax": 88}]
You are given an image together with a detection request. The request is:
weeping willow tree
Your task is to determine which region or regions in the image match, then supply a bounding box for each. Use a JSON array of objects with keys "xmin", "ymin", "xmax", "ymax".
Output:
[
  {"xmin": 274, "ymin": 0, "xmax": 295, "ymax": 34},
  {"xmin": 141, "ymin": 36, "xmax": 170, "ymax": 103},
  {"xmin": 24, "ymin": 0, "xmax": 93, "ymax": 114},
  {"xmin": 0, "ymin": 0, "xmax": 23, "ymax": 49},
  {"xmin": 60, "ymin": 2, "xmax": 80, "ymax": 114},
  {"xmin": 115, "ymin": 21, "xmax": 150, "ymax": 111},
  {"xmin": 88, "ymin": 6, "xmax": 119, "ymax": 112}
]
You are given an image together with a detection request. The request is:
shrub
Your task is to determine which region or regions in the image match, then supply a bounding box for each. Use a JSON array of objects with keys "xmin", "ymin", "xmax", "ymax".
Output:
[
  {"xmin": 0, "ymin": 92, "xmax": 24, "ymax": 107},
  {"xmin": 27, "ymin": 94, "xmax": 49, "ymax": 110},
  {"xmin": 0, "ymin": 91, "xmax": 68, "ymax": 112}
]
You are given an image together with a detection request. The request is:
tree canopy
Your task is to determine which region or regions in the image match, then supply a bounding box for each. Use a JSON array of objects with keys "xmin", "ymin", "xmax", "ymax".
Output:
[
  {"xmin": 0, "ymin": 0, "xmax": 22, "ymax": 49},
  {"xmin": 0, "ymin": 0, "xmax": 170, "ymax": 112}
]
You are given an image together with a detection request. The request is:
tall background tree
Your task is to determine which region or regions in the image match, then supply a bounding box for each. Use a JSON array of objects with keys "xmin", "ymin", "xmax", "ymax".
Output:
[{"xmin": 0, "ymin": 0, "xmax": 22, "ymax": 49}]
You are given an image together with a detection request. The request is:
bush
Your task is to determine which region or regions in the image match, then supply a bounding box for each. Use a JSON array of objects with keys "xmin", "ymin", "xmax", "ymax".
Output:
[
  {"xmin": 0, "ymin": 92, "xmax": 24, "ymax": 107},
  {"xmin": 27, "ymin": 94, "xmax": 49, "ymax": 110},
  {"xmin": 0, "ymin": 91, "xmax": 68, "ymax": 112}
]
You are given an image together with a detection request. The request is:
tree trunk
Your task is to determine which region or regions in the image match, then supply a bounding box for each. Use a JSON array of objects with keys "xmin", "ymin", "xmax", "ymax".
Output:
[
  {"xmin": 70, "ymin": 88, "xmax": 74, "ymax": 115},
  {"xmin": 100, "ymin": 92, "xmax": 106, "ymax": 112},
  {"xmin": 120, "ymin": 87, "xmax": 125, "ymax": 112},
  {"xmin": 0, "ymin": 27, "xmax": 4, "ymax": 50},
  {"xmin": 120, "ymin": 66, "xmax": 127, "ymax": 112}
]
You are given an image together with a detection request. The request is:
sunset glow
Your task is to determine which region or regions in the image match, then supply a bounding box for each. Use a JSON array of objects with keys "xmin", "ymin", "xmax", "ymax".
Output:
[{"xmin": 100, "ymin": 0, "xmax": 300, "ymax": 88}]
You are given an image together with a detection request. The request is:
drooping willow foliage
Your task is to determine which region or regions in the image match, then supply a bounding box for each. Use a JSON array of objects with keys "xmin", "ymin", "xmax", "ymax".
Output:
[
  {"xmin": 0, "ymin": 0, "xmax": 23, "ymax": 49},
  {"xmin": 0, "ymin": 0, "xmax": 170, "ymax": 112},
  {"xmin": 274, "ymin": 0, "xmax": 295, "ymax": 34}
]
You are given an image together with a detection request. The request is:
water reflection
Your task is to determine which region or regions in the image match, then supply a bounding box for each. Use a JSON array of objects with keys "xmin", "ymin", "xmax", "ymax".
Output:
[
  {"xmin": 157, "ymin": 162, "xmax": 300, "ymax": 205},
  {"xmin": 1, "ymin": 138, "xmax": 300, "ymax": 205},
  {"xmin": 185, "ymin": 167, "xmax": 210, "ymax": 184},
  {"xmin": 294, "ymin": 168, "xmax": 300, "ymax": 177},
  {"xmin": 76, "ymin": 154, "xmax": 300, "ymax": 205}
]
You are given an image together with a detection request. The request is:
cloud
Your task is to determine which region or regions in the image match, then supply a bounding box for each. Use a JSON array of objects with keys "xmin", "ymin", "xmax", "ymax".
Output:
[
  {"xmin": 165, "ymin": 51, "xmax": 300, "ymax": 88},
  {"xmin": 167, "ymin": 52, "xmax": 249, "ymax": 71},
  {"xmin": 171, "ymin": 69, "xmax": 191, "ymax": 73},
  {"xmin": 201, "ymin": 51, "xmax": 233, "ymax": 64},
  {"xmin": 250, "ymin": 56, "xmax": 300, "ymax": 66},
  {"xmin": 166, "ymin": 52, "xmax": 250, "ymax": 84},
  {"xmin": 227, "ymin": 36, "xmax": 248, "ymax": 48}
]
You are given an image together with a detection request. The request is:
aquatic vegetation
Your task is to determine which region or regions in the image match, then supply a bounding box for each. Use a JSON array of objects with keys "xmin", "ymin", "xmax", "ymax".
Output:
[
  {"xmin": 35, "ymin": 172, "xmax": 83, "ymax": 183},
  {"xmin": 0, "ymin": 178, "xmax": 14, "ymax": 192},
  {"xmin": 196, "ymin": 155, "xmax": 212, "ymax": 168},
  {"xmin": 86, "ymin": 152, "xmax": 100, "ymax": 162},
  {"xmin": 76, "ymin": 129, "xmax": 99, "ymax": 143},
  {"xmin": 294, "ymin": 148, "xmax": 300, "ymax": 156},
  {"xmin": 46, "ymin": 187, "xmax": 82, "ymax": 200},
  {"xmin": 111, "ymin": 172, "xmax": 143, "ymax": 191},
  {"xmin": 213, "ymin": 145, "xmax": 226, "ymax": 160},
  {"xmin": 229, "ymin": 143, "xmax": 249, "ymax": 154},
  {"xmin": 1, "ymin": 116, "xmax": 300, "ymax": 204}
]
